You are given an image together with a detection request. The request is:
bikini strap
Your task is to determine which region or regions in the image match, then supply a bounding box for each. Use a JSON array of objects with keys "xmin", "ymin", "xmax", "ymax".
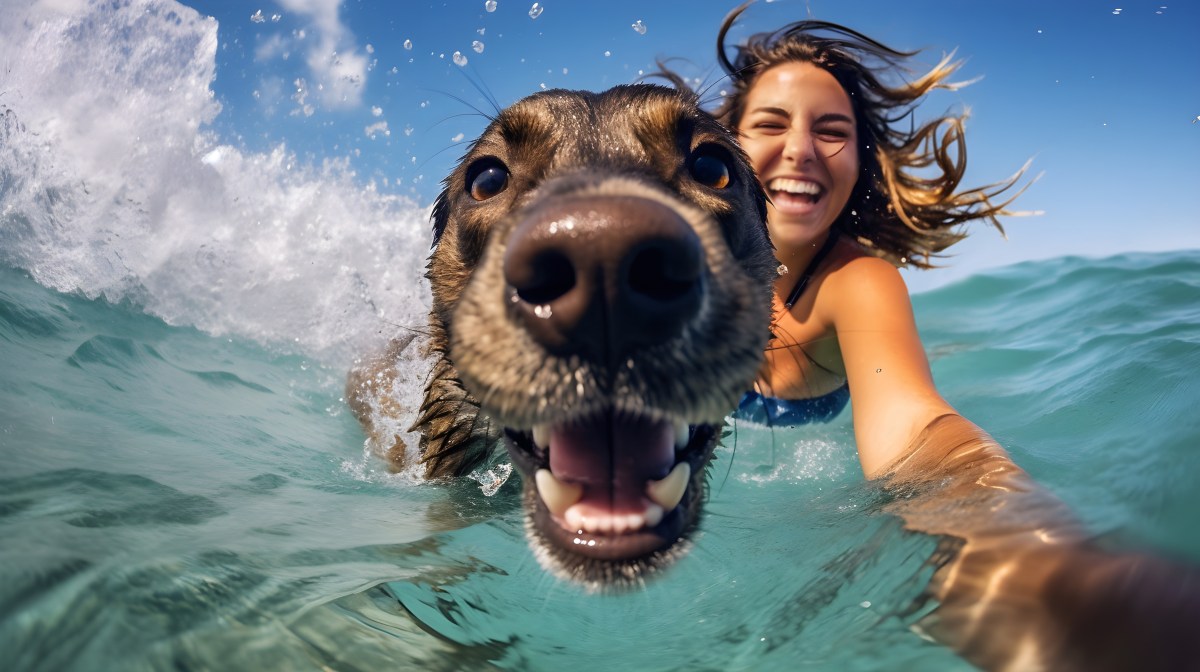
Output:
[{"xmin": 783, "ymin": 232, "xmax": 839, "ymax": 309}]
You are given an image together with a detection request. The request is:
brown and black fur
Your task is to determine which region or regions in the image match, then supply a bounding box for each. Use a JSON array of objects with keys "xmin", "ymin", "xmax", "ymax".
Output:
[{"xmin": 348, "ymin": 84, "xmax": 776, "ymax": 585}]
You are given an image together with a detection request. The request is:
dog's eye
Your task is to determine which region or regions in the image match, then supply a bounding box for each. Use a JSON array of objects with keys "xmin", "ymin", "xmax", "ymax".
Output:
[
  {"xmin": 689, "ymin": 150, "xmax": 732, "ymax": 189},
  {"xmin": 466, "ymin": 159, "xmax": 510, "ymax": 201}
]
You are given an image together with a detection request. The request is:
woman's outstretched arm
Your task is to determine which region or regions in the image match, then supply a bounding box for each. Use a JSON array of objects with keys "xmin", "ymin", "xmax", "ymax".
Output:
[{"xmin": 883, "ymin": 413, "xmax": 1200, "ymax": 671}]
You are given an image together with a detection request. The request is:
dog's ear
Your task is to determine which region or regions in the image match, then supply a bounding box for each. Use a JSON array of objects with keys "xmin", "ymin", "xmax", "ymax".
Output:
[{"xmin": 431, "ymin": 188, "xmax": 451, "ymax": 248}]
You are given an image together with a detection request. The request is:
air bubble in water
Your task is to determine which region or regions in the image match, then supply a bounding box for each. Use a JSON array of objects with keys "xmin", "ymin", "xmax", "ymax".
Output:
[
  {"xmin": 1112, "ymin": 7, "xmax": 1122, "ymax": 14},
  {"xmin": 470, "ymin": 463, "xmax": 513, "ymax": 496},
  {"xmin": 250, "ymin": 9, "xmax": 265, "ymax": 23},
  {"xmin": 452, "ymin": 51, "xmax": 468, "ymax": 66},
  {"xmin": 632, "ymin": 20, "xmax": 647, "ymax": 35},
  {"xmin": 403, "ymin": 39, "xmax": 412, "ymax": 50},
  {"xmin": 486, "ymin": 0, "xmax": 497, "ymax": 11},
  {"xmin": 529, "ymin": 2, "xmax": 543, "ymax": 19},
  {"xmin": 473, "ymin": 40, "xmax": 485, "ymax": 53}
]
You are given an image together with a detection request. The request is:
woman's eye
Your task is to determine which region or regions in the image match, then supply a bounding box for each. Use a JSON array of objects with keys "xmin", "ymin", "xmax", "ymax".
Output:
[
  {"xmin": 690, "ymin": 152, "xmax": 732, "ymax": 189},
  {"xmin": 815, "ymin": 128, "xmax": 850, "ymax": 141},
  {"xmin": 466, "ymin": 161, "xmax": 509, "ymax": 201}
]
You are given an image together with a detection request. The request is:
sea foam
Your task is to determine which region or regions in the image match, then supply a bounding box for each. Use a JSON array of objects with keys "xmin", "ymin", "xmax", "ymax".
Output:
[{"xmin": 0, "ymin": 0, "xmax": 434, "ymax": 371}]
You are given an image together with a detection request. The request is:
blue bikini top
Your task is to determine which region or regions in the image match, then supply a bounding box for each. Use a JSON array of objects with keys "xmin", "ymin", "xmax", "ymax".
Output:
[
  {"xmin": 734, "ymin": 385, "xmax": 850, "ymax": 427},
  {"xmin": 735, "ymin": 232, "xmax": 850, "ymax": 427}
]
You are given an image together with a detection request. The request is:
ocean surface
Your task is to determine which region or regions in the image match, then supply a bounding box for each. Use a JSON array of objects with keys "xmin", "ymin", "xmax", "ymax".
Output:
[
  {"xmin": 3, "ymin": 1, "xmax": 1200, "ymax": 670},
  {"xmin": 4, "ymin": 248, "xmax": 1200, "ymax": 671}
]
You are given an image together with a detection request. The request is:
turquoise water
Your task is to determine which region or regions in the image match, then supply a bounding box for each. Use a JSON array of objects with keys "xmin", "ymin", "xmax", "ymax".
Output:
[
  {"xmin": 2, "ymin": 251, "xmax": 1199, "ymax": 670},
  {"xmin": 3, "ymin": 2, "xmax": 1199, "ymax": 667}
]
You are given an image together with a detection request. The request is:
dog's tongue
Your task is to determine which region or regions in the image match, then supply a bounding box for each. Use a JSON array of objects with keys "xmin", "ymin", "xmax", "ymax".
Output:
[{"xmin": 548, "ymin": 413, "xmax": 674, "ymax": 515}]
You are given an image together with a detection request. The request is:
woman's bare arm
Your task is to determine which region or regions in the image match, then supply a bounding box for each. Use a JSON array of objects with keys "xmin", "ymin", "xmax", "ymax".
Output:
[
  {"xmin": 883, "ymin": 414, "xmax": 1200, "ymax": 671},
  {"xmin": 823, "ymin": 256, "xmax": 955, "ymax": 476}
]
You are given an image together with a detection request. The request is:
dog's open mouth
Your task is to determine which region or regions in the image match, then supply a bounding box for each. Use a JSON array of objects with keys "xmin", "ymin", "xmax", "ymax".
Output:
[{"xmin": 504, "ymin": 413, "xmax": 714, "ymax": 562}]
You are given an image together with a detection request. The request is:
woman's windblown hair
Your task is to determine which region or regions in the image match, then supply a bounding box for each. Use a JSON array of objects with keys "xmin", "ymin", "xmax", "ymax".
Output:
[{"xmin": 661, "ymin": 4, "xmax": 1033, "ymax": 268}]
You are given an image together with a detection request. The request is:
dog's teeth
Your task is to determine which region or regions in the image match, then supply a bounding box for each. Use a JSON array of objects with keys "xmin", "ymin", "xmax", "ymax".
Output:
[
  {"xmin": 535, "ymin": 469, "xmax": 583, "ymax": 517},
  {"xmin": 646, "ymin": 462, "xmax": 691, "ymax": 511},
  {"xmin": 532, "ymin": 424, "xmax": 550, "ymax": 448},
  {"xmin": 562, "ymin": 505, "xmax": 662, "ymax": 534},
  {"xmin": 643, "ymin": 504, "xmax": 664, "ymax": 527},
  {"xmin": 564, "ymin": 505, "xmax": 585, "ymax": 532},
  {"xmin": 674, "ymin": 421, "xmax": 690, "ymax": 449}
]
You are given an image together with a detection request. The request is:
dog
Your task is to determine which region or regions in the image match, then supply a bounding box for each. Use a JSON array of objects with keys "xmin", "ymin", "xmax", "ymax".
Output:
[{"xmin": 348, "ymin": 84, "xmax": 776, "ymax": 587}]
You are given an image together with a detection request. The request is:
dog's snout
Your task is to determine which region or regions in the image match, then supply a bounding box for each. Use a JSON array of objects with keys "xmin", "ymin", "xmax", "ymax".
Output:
[{"xmin": 503, "ymin": 194, "xmax": 704, "ymax": 360}]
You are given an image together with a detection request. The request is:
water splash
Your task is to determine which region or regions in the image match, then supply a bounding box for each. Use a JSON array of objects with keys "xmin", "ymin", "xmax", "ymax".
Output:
[
  {"xmin": 0, "ymin": 0, "xmax": 435, "ymax": 370},
  {"xmin": 470, "ymin": 463, "xmax": 514, "ymax": 496}
]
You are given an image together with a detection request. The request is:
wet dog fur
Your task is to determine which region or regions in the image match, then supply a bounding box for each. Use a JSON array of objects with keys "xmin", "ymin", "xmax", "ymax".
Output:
[{"xmin": 348, "ymin": 84, "xmax": 776, "ymax": 587}]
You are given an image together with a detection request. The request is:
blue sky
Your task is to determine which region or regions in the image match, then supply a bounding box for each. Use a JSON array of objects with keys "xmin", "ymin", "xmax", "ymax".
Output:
[{"xmin": 180, "ymin": 0, "xmax": 1199, "ymax": 291}]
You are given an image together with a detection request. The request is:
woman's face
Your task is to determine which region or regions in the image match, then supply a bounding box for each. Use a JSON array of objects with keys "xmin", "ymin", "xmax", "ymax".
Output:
[{"xmin": 737, "ymin": 61, "xmax": 859, "ymax": 253}]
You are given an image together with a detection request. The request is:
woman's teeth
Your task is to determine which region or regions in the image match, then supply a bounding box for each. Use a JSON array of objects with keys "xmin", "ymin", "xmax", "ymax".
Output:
[{"xmin": 769, "ymin": 177, "xmax": 822, "ymax": 200}]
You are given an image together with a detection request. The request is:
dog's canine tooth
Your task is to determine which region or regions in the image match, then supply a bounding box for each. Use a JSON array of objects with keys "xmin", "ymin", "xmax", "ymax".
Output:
[
  {"xmin": 533, "ymin": 424, "xmax": 551, "ymax": 448},
  {"xmin": 674, "ymin": 421, "xmax": 690, "ymax": 449},
  {"xmin": 535, "ymin": 468, "xmax": 583, "ymax": 516},
  {"xmin": 646, "ymin": 462, "xmax": 690, "ymax": 511}
]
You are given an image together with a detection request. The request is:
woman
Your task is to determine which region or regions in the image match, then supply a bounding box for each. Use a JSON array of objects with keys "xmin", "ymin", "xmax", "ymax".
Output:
[
  {"xmin": 707, "ymin": 9, "xmax": 1027, "ymax": 477},
  {"xmin": 659, "ymin": 8, "xmax": 1200, "ymax": 669}
]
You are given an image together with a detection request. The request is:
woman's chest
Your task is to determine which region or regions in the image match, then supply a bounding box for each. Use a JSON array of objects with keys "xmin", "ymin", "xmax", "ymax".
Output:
[{"xmin": 759, "ymin": 299, "xmax": 846, "ymax": 398}]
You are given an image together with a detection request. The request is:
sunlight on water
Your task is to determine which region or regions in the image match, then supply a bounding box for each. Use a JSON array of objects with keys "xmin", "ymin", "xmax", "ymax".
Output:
[{"xmin": 2, "ymin": 1, "xmax": 1199, "ymax": 670}]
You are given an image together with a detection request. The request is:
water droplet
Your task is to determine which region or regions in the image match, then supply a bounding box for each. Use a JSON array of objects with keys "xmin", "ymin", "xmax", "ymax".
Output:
[
  {"xmin": 1112, "ymin": 7, "xmax": 1122, "ymax": 14},
  {"xmin": 403, "ymin": 39, "xmax": 412, "ymax": 50},
  {"xmin": 486, "ymin": 0, "xmax": 497, "ymax": 11},
  {"xmin": 534, "ymin": 305, "xmax": 553, "ymax": 319},
  {"xmin": 453, "ymin": 51, "xmax": 468, "ymax": 67},
  {"xmin": 875, "ymin": 368, "xmax": 882, "ymax": 373},
  {"xmin": 529, "ymin": 2, "xmax": 543, "ymax": 19},
  {"xmin": 250, "ymin": 9, "xmax": 265, "ymax": 23},
  {"xmin": 473, "ymin": 40, "xmax": 485, "ymax": 53},
  {"xmin": 271, "ymin": 13, "xmax": 281, "ymax": 22},
  {"xmin": 632, "ymin": 20, "xmax": 647, "ymax": 35},
  {"xmin": 604, "ymin": 50, "xmax": 611, "ymax": 57}
]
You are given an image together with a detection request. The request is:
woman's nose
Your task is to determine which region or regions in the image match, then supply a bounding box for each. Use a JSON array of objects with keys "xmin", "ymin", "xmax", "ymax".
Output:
[{"xmin": 782, "ymin": 128, "xmax": 816, "ymax": 164}]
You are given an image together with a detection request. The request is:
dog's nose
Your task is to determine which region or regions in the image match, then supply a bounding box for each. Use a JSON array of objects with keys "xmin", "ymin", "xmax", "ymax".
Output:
[{"xmin": 503, "ymin": 194, "xmax": 704, "ymax": 361}]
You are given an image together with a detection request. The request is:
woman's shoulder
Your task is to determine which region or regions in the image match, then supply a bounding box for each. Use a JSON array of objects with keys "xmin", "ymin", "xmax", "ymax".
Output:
[
  {"xmin": 819, "ymin": 239, "xmax": 915, "ymax": 323},
  {"xmin": 824, "ymin": 239, "xmax": 908, "ymax": 290}
]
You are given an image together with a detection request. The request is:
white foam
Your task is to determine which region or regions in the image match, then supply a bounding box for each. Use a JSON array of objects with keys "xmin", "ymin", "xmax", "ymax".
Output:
[{"xmin": 0, "ymin": 0, "xmax": 434, "ymax": 372}]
